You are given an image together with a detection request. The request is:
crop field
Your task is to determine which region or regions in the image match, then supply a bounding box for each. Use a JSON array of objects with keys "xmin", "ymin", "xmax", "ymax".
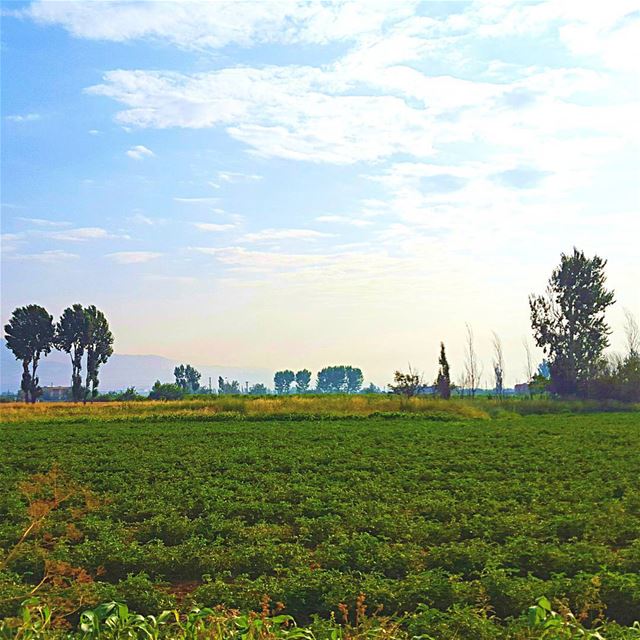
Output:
[{"xmin": 1, "ymin": 400, "xmax": 640, "ymax": 638}]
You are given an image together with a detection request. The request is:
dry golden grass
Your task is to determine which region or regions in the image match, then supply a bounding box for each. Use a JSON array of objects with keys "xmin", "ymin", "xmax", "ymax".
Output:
[{"xmin": 0, "ymin": 394, "xmax": 491, "ymax": 424}]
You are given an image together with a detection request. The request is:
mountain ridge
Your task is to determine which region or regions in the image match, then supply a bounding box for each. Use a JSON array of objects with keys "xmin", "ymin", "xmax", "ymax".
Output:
[{"xmin": 1, "ymin": 341, "xmax": 272, "ymax": 393}]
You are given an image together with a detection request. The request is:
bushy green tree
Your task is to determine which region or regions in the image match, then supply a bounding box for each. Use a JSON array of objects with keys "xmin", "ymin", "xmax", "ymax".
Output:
[
  {"xmin": 274, "ymin": 370, "xmax": 295, "ymax": 394},
  {"xmin": 530, "ymin": 248, "xmax": 615, "ymax": 396},
  {"xmin": 148, "ymin": 381, "xmax": 184, "ymax": 400},
  {"xmin": 315, "ymin": 365, "xmax": 363, "ymax": 393},
  {"xmin": 4, "ymin": 305, "xmax": 55, "ymax": 403},
  {"xmin": 174, "ymin": 364, "xmax": 201, "ymax": 393},
  {"xmin": 56, "ymin": 304, "xmax": 88, "ymax": 401},
  {"xmin": 248, "ymin": 383, "xmax": 269, "ymax": 395},
  {"xmin": 295, "ymin": 369, "xmax": 311, "ymax": 394},
  {"xmin": 389, "ymin": 366, "xmax": 423, "ymax": 397},
  {"xmin": 436, "ymin": 342, "xmax": 451, "ymax": 399},
  {"xmin": 345, "ymin": 366, "xmax": 363, "ymax": 394}
]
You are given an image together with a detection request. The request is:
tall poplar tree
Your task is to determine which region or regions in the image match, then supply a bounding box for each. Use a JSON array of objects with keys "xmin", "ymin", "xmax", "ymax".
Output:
[
  {"xmin": 56, "ymin": 304, "xmax": 88, "ymax": 401},
  {"xmin": 83, "ymin": 305, "xmax": 114, "ymax": 402}
]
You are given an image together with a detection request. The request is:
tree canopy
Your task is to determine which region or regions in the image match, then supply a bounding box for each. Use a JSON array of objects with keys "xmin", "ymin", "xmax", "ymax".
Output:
[
  {"xmin": 530, "ymin": 248, "xmax": 615, "ymax": 396},
  {"xmin": 4, "ymin": 305, "xmax": 55, "ymax": 403}
]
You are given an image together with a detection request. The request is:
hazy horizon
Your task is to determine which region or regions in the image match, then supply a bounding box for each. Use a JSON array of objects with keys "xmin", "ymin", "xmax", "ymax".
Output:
[{"xmin": 2, "ymin": 1, "xmax": 639, "ymax": 387}]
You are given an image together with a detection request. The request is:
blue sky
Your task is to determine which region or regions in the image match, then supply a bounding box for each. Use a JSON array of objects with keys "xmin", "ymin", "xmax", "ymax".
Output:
[{"xmin": 2, "ymin": 0, "xmax": 639, "ymax": 386}]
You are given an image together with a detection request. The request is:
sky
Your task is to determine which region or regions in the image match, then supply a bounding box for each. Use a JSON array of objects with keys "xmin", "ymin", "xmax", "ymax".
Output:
[{"xmin": 1, "ymin": 0, "xmax": 639, "ymax": 388}]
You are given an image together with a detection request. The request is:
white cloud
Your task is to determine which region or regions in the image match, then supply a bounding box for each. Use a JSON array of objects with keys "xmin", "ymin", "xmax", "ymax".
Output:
[
  {"xmin": 1, "ymin": 233, "xmax": 26, "ymax": 254},
  {"xmin": 5, "ymin": 112, "xmax": 40, "ymax": 123},
  {"xmin": 107, "ymin": 251, "xmax": 161, "ymax": 264},
  {"xmin": 193, "ymin": 222, "xmax": 236, "ymax": 232},
  {"xmin": 241, "ymin": 228, "xmax": 334, "ymax": 243},
  {"xmin": 88, "ymin": 66, "xmax": 440, "ymax": 163},
  {"xmin": 10, "ymin": 249, "xmax": 79, "ymax": 263},
  {"xmin": 316, "ymin": 215, "xmax": 373, "ymax": 227},
  {"xmin": 17, "ymin": 217, "xmax": 71, "ymax": 227},
  {"xmin": 174, "ymin": 196, "xmax": 219, "ymax": 204},
  {"xmin": 217, "ymin": 171, "xmax": 263, "ymax": 183},
  {"xmin": 23, "ymin": 1, "xmax": 415, "ymax": 50},
  {"xmin": 191, "ymin": 246, "xmax": 330, "ymax": 269},
  {"xmin": 48, "ymin": 227, "xmax": 126, "ymax": 241},
  {"xmin": 126, "ymin": 144, "xmax": 155, "ymax": 160}
]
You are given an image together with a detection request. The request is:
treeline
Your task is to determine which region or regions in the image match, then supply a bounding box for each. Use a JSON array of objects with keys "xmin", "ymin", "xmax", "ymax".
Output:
[
  {"xmin": 4, "ymin": 304, "xmax": 113, "ymax": 403},
  {"xmin": 4, "ymin": 249, "xmax": 639, "ymax": 403},
  {"xmin": 272, "ymin": 365, "xmax": 363, "ymax": 394},
  {"xmin": 388, "ymin": 249, "xmax": 639, "ymax": 402}
]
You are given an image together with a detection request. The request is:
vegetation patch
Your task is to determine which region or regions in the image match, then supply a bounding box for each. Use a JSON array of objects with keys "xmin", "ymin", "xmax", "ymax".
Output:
[{"xmin": 1, "ymin": 409, "xmax": 639, "ymax": 637}]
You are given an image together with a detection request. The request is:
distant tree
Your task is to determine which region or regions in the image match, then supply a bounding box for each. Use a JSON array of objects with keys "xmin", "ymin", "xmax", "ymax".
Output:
[
  {"xmin": 530, "ymin": 248, "xmax": 615, "ymax": 396},
  {"xmin": 388, "ymin": 365, "xmax": 423, "ymax": 397},
  {"xmin": 537, "ymin": 360, "xmax": 551, "ymax": 379},
  {"xmin": 463, "ymin": 323, "xmax": 482, "ymax": 398},
  {"xmin": 522, "ymin": 337, "xmax": 534, "ymax": 386},
  {"xmin": 295, "ymin": 369, "xmax": 312, "ymax": 394},
  {"xmin": 492, "ymin": 332, "xmax": 505, "ymax": 398},
  {"xmin": 120, "ymin": 386, "xmax": 140, "ymax": 401},
  {"xmin": 274, "ymin": 370, "xmax": 295, "ymax": 394},
  {"xmin": 56, "ymin": 303, "xmax": 88, "ymax": 401},
  {"xmin": 174, "ymin": 365, "xmax": 187, "ymax": 389},
  {"xmin": 4, "ymin": 305, "xmax": 55, "ymax": 403},
  {"xmin": 174, "ymin": 364, "xmax": 201, "ymax": 392},
  {"xmin": 218, "ymin": 377, "xmax": 240, "ymax": 394},
  {"xmin": 83, "ymin": 306, "xmax": 114, "ymax": 402},
  {"xmin": 607, "ymin": 310, "xmax": 640, "ymax": 401},
  {"xmin": 345, "ymin": 366, "xmax": 363, "ymax": 394},
  {"xmin": 527, "ymin": 360, "xmax": 551, "ymax": 396},
  {"xmin": 436, "ymin": 342, "xmax": 451, "ymax": 399},
  {"xmin": 226, "ymin": 379, "xmax": 241, "ymax": 394},
  {"xmin": 316, "ymin": 366, "xmax": 346, "ymax": 393},
  {"xmin": 361, "ymin": 382, "xmax": 381, "ymax": 394},
  {"xmin": 149, "ymin": 381, "xmax": 184, "ymax": 400},
  {"xmin": 185, "ymin": 365, "xmax": 201, "ymax": 392},
  {"xmin": 248, "ymin": 383, "xmax": 269, "ymax": 395},
  {"xmin": 624, "ymin": 309, "xmax": 639, "ymax": 358},
  {"xmin": 96, "ymin": 386, "xmax": 141, "ymax": 402}
]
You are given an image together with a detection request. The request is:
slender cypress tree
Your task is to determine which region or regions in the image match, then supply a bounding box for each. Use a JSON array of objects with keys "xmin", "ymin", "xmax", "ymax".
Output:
[{"xmin": 436, "ymin": 342, "xmax": 451, "ymax": 399}]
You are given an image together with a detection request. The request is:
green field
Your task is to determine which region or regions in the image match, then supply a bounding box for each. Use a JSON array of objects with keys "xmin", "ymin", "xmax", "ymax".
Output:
[{"xmin": 1, "ymin": 402, "xmax": 640, "ymax": 638}]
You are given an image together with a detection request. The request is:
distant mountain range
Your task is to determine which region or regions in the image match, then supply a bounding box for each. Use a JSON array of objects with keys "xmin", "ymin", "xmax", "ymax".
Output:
[{"xmin": 1, "ymin": 340, "xmax": 272, "ymax": 393}]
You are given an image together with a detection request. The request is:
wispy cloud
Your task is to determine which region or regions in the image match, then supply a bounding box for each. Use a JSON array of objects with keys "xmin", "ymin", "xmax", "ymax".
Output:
[
  {"xmin": 316, "ymin": 215, "xmax": 373, "ymax": 227},
  {"xmin": 5, "ymin": 112, "xmax": 40, "ymax": 123},
  {"xmin": 217, "ymin": 171, "xmax": 263, "ymax": 183},
  {"xmin": 191, "ymin": 246, "xmax": 329, "ymax": 269},
  {"xmin": 126, "ymin": 144, "xmax": 155, "ymax": 160},
  {"xmin": 128, "ymin": 212, "xmax": 165, "ymax": 226},
  {"xmin": 193, "ymin": 222, "xmax": 237, "ymax": 232},
  {"xmin": 106, "ymin": 251, "xmax": 161, "ymax": 264},
  {"xmin": 10, "ymin": 249, "xmax": 79, "ymax": 263},
  {"xmin": 17, "ymin": 217, "xmax": 71, "ymax": 227},
  {"xmin": 241, "ymin": 228, "xmax": 334, "ymax": 243},
  {"xmin": 174, "ymin": 196, "xmax": 219, "ymax": 204},
  {"xmin": 48, "ymin": 227, "xmax": 127, "ymax": 241}
]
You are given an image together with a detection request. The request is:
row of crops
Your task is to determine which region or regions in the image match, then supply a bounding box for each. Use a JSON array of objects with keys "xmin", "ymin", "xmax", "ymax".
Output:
[{"xmin": 1, "ymin": 408, "xmax": 639, "ymax": 637}]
